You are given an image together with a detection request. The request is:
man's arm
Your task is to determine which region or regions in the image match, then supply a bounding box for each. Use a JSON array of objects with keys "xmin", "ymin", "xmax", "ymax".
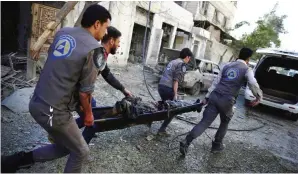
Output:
[
  {"xmin": 79, "ymin": 92, "xmax": 92, "ymax": 125},
  {"xmin": 101, "ymin": 65, "xmax": 132, "ymax": 97},
  {"xmin": 205, "ymin": 64, "xmax": 225, "ymax": 99},
  {"xmin": 173, "ymin": 80, "xmax": 179, "ymax": 100},
  {"xmin": 79, "ymin": 51, "xmax": 98, "ymax": 126},
  {"xmin": 246, "ymin": 68, "xmax": 263, "ymax": 100},
  {"xmin": 172, "ymin": 63, "xmax": 186, "ymax": 100}
]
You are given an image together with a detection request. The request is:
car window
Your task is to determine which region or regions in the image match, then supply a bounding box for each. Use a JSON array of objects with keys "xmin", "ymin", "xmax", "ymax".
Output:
[
  {"xmin": 268, "ymin": 66, "xmax": 298, "ymax": 77},
  {"xmin": 203, "ymin": 63, "xmax": 212, "ymax": 73}
]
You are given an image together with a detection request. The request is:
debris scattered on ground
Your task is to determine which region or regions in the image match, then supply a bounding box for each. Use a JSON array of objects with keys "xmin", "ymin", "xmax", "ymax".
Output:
[
  {"xmin": 1, "ymin": 87, "xmax": 35, "ymax": 114},
  {"xmin": 136, "ymin": 145, "xmax": 142, "ymax": 151},
  {"xmin": 146, "ymin": 134, "xmax": 155, "ymax": 141},
  {"xmin": 1, "ymin": 63, "xmax": 298, "ymax": 173},
  {"xmin": 1, "ymin": 52, "xmax": 37, "ymax": 100}
]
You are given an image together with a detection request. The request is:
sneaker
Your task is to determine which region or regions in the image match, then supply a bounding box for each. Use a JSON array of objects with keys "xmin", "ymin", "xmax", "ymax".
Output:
[
  {"xmin": 179, "ymin": 139, "xmax": 190, "ymax": 156},
  {"xmin": 211, "ymin": 141, "xmax": 225, "ymax": 153}
]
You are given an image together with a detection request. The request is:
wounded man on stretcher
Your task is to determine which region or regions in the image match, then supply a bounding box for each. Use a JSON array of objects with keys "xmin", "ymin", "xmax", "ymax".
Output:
[{"xmin": 48, "ymin": 96, "xmax": 203, "ymax": 144}]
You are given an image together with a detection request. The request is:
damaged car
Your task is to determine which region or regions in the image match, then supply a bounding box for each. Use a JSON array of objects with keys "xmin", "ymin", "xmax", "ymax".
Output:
[
  {"xmin": 245, "ymin": 48, "xmax": 298, "ymax": 121},
  {"xmin": 183, "ymin": 58, "xmax": 219, "ymax": 95},
  {"xmin": 155, "ymin": 48, "xmax": 219, "ymax": 96}
]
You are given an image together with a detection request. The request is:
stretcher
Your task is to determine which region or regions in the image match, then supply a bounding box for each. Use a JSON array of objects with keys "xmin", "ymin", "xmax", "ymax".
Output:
[{"xmin": 90, "ymin": 97, "xmax": 204, "ymax": 132}]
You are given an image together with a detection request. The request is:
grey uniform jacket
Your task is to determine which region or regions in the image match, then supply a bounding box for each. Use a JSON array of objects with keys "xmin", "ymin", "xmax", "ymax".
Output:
[
  {"xmin": 159, "ymin": 58, "xmax": 187, "ymax": 88},
  {"xmin": 33, "ymin": 27, "xmax": 105, "ymax": 112},
  {"xmin": 206, "ymin": 59, "xmax": 263, "ymax": 100}
]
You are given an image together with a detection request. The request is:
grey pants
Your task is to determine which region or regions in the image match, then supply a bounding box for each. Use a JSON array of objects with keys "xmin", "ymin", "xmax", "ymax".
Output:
[
  {"xmin": 187, "ymin": 91, "xmax": 235, "ymax": 143},
  {"xmin": 29, "ymin": 95, "xmax": 89, "ymax": 173}
]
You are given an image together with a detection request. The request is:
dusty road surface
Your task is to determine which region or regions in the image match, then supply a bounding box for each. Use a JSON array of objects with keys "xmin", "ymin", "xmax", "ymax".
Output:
[{"xmin": 1, "ymin": 64, "xmax": 298, "ymax": 173}]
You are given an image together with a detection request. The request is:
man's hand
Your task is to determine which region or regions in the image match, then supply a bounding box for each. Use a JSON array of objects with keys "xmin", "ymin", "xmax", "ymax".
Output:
[
  {"xmin": 202, "ymin": 98, "xmax": 209, "ymax": 105},
  {"xmin": 249, "ymin": 98, "xmax": 260, "ymax": 107},
  {"xmin": 84, "ymin": 112, "xmax": 94, "ymax": 126},
  {"xmin": 173, "ymin": 94, "xmax": 178, "ymax": 100},
  {"xmin": 123, "ymin": 88, "xmax": 133, "ymax": 97}
]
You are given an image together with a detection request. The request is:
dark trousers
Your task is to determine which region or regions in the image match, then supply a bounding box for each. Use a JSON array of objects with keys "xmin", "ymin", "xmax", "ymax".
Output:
[
  {"xmin": 75, "ymin": 97, "xmax": 98, "ymax": 144},
  {"xmin": 186, "ymin": 91, "xmax": 235, "ymax": 143},
  {"xmin": 158, "ymin": 84, "xmax": 175, "ymax": 132},
  {"xmin": 29, "ymin": 95, "xmax": 89, "ymax": 173}
]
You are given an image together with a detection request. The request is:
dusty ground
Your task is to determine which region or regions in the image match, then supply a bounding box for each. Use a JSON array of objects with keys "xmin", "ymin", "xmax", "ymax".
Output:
[{"xmin": 1, "ymin": 63, "xmax": 298, "ymax": 173}]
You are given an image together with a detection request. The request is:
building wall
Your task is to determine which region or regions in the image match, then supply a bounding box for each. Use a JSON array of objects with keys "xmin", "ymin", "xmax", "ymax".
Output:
[
  {"xmin": 210, "ymin": 1, "xmax": 236, "ymax": 30},
  {"xmin": 183, "ymin": 1, "xmax": 199, "ymax": 19},
  {"xmin": 207, "ymin": 25, "xmax": 221, "ymax": 42},
  {"xmin": 137, "ymin": 1, "xmax": 194, "ymax": 66},
  {"xmin": 185, "ymin": 1, "xmax": 236, "ymax": 31},
  {"xmin": 205, "ymin": 38, "xmax": 234, "ymax": 64},
  {"xmin": 59, "ymin": 1, "xmax": 196, "ymax": 66},
  {"xmin": 107, "ymin": 1, "xmax": 136, "ymax": 66},
  {"xmin": 191, "ymin": 27, "xmax": 210, "ymax": 59},
  {"xmin": 61, "ymin": 1, "xmax": 193, "ymax": 66}
]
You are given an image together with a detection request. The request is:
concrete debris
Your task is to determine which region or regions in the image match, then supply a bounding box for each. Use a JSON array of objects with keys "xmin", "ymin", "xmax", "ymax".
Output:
[
  {"xmin": 146, "ymin": 134, "xmax": 155, "ymax": 141},
  {"xmin": 1, "ymin": 87, "xmax": 35, "ymax": 114},
  {"xmin": 136, "ymin": 145, "xmax": 142, "ymax": 151},
  {"xmin": 1, "ymin": 116, "xmax": 13, "ymax": 123}
]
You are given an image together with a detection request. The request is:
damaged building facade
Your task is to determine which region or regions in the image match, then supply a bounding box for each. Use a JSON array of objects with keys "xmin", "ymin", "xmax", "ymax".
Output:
[
  {"xmin": 107, "ymin": 1, "xmax": 194, "ymax": 66},
  {"xmin": 106, "ymin": 1, "xmax": 237, "ymax": 66},
  {"xmin": 1, "ymin": 1, "xmax": 237, "ymax": 79},
  {"xmin": 182, "ymin": 1, "xmax": 237, "ymax": 64}
]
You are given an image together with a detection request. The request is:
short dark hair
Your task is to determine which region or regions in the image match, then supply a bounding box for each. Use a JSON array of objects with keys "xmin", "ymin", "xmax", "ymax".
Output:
[
  {"xmin": 180, "ymin": 48, "xmax": 193, "ymax": 59},
  {"xmin": 81, "ymin": 4, "xmax": 112, "ymax": 28},
  {"xmin": 101, "ymin": 26, "xmax": 122, "ymax": 43},
  {"xmin": 239, "ymin": 47, "xmax": 253, "ymax": 60}
]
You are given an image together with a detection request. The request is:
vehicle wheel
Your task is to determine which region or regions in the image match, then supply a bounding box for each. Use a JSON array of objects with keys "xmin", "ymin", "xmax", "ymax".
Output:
[
  {"xmin": 290, "ymin": 113, "xmax": 298, "ymax": 121},
  {"xmin": 190, "ymin": 82, "xmax": 201, "ymax": 96}
]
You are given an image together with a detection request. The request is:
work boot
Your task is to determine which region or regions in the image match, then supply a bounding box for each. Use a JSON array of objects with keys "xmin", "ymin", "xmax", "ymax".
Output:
[
  {"xmin": 211, "ymin": 141, "xmax": 225, "ymax": 153},
  {"xmin": 1, "ymin": 151, "xmax": 34, "ymax": 173},
  {"xmin": 179, "ymin": 139, "xmax": 190, "ymax": 156}
]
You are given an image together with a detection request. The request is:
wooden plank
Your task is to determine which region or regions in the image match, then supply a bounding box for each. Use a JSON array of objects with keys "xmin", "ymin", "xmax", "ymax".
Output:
[
  {"xmin": 1, "ymin": 73, "xmax": 17, "ymax": 81},
  {"xmin": 31, "ymin": 1, "xmax": 78, "ymax": 60},
  {"xmin": 27, "ymin": 38, "xmax": 36, "ymax": 80}
]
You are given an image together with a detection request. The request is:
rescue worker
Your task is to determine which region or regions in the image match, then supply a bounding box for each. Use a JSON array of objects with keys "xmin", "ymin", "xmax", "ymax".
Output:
[
  {"xmin": 157, "ymin": 48, "xmax": 193, "ymax": 136},
  {"xmin": 179, "ymin": 48, "xmax": 263, "ymax": 156},
  {"xmin": 47, "ymin": 26, "xmax": 132, "ymax": 144},
  {"xmin": 75, "ymin": 26, "xmax": 132, "ymax": 144},
  {"xmin": 1, "ymin": 4, "xmax": 112, "ymax": 173}
]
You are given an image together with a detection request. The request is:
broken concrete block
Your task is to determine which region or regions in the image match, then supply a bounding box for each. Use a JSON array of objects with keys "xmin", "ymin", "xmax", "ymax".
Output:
[
  {"xmin": 146, "ymin": 135, "xmax": 155, "ymax": 141},
  {"xmin": 1, "ymin": 87, "xmax": 35, "ymax": 114}
]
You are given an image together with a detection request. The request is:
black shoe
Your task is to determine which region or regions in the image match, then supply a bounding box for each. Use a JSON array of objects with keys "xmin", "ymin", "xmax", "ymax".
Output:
[
  {"xmin": 211, "ymin": 141, "xmax": 225, "ymax": 153},
  {"xmin": 1, "ymin": 151, "xmax": 34, "ymax": 173},
  {"xmin": 179, "ymin": 139, "xmax": 190, "ymax": 156}
]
